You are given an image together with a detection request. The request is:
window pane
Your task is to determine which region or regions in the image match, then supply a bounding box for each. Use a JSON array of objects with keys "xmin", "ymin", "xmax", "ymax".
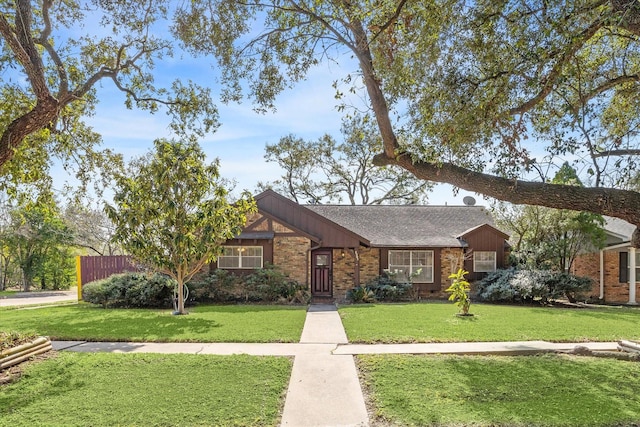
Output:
[
  {"xmin": 223, "ymin": 247, "xmax": 239, "ymax": 256},
  {"xmin": 244, "ymin": 247, "xmax": 262, "ymax": 257},
  {"xmin": 474, "ymin": 251, "xmax": 496, "ymax": 272},
  {"xmin": 218, "ymin": 257, "xmax": 239, "ymax": 268},
  {"xmin": 316, "ymin": 255, "xmax": 329, "ymax": 266},
  {"xmin": 241, "ymin": 257, "xmax": 262, "ymax": 269},
  {"xmin": 389, "ymin": 251, "xmax": 410, "ymax": 266}
]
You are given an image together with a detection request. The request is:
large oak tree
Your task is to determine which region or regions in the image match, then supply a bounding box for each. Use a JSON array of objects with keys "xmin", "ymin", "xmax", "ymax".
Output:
[
  {"xmin": 0, "ymin": 0, "xmax": 217, "ymax": 195},
  {"xmin": 174, "ymin": 0, "xmax": 640, "ymax": 245},
  {"xmin": 261, "ymin": 114, "xmax": 432, "ymax": 204}
]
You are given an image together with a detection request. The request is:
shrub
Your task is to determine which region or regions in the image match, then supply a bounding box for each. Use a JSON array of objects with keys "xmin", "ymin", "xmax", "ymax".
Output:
[
  {"xmin": 82, "ymin": 273, "xmax": 175, "ymax": 308},
  {"xmin": 446, "ymin": 268, "xmax": 471, "ymax": 315},
  {"xmin": 346, "ymin": 274, "xmax": 412, "ymax": 303},
  {"xmin": 82, "ymin": 279, "xmax": 111, "ymax": 308},
  {"xmin": 365, "ymin": 274, "xmax": 412, "ymax": 301},
  {"xmin": 475, "ymin": 268, "xmax": 593, "ymax": 304},
  {"xmin": 188, "ymin": 266, "xmax": 310, "ymax": 304},
  {"xmin": 544, "ymin": 272, "xmax": 593, "ymax": 303},
  {"xmin": 188, "ymin": 270, "xmax": 240, "ymax": 303},
  {"xmin": 346, "ymin": 286, "xmax": 376, "ymax": 303},
  {"xmin": 244, "ymin": 265, "xmax": 309, "ymax": 303}
]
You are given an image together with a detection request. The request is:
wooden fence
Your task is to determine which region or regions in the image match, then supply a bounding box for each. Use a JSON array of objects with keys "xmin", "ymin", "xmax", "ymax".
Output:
[{"xmin": 75, "ymin": 255, "xmax": 142, "ymax": 300}]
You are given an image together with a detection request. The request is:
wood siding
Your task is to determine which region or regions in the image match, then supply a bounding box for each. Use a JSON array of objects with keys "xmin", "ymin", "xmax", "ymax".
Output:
[
  {"xmin": 462, "ymin": 225, "xmax": 509, "ymax": 281},
  {"xmin": 256, "ymin": 191, "xmax": 365, "ymax": 248}
]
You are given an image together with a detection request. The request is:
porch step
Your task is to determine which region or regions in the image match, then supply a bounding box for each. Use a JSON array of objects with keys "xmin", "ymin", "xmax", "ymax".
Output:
[{"xmin": 310, "ymin": 296, "xmax": 335, "ymax": 305}]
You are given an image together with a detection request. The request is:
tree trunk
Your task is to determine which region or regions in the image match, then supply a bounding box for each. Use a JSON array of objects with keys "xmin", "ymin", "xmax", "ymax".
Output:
[{"xmin": 176, "ymin": 279, "xmax": 187, "ymax": 315}]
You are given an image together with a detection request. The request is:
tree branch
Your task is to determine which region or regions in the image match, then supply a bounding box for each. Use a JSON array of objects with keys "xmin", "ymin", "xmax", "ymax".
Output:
[{"xmin": 374, "ymin": 152, "xmax": 640, "ymax": 245}]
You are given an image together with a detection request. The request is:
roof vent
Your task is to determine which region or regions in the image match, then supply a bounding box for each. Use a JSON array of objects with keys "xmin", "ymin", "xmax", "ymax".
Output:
[{"xmin": 462, "ymin": 196, "xmax": 476, "ymax": 206}]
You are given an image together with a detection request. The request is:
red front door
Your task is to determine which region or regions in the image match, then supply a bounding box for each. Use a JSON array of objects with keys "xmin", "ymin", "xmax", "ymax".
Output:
[{"xmin": 312, "ymin": 250, "xmax": 333, "ymax": 297}]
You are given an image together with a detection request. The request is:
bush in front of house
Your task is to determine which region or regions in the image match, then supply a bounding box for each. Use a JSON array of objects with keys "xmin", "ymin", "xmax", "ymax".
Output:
[
  {"xmin": 188, "ymin": 269, "xmax": 240, "ymax": 303},
  {"xmin": 544, "ymin": 272, "xmax": 594, "ymax": 303},
  {"xmin": 346, "ymin": 285, "xmax": 377, "ymax": 303},
  {"xmin": 475, "ymin": 268, "xmax": 593, "ymax": 304},
  {"xmin": 346, "ymin": 274, "xmax": 413, "ymax": 303},
  {"xmin": 82, "ymin": 272, "xmax": 175, "ymax": 308},
  {"xmin": 243, "ymin": 265, "xmax": 310, "ymax": 303},
  {"xmin": 187, "ymin": 265, "xmax": 309, "ymax": 304}
]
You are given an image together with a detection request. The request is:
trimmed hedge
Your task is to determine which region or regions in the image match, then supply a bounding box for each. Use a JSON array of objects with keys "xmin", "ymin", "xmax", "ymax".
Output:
[
  {"xmin": 82, "ymin": 273, "xmax": 175, "ymax": 308},
  {"xmin": 189, "ymin": 265, "xmax": 309, "ymax": 304},
  {"xmin": 474, "ymin": 268, "xmax": 593, "ymax": 304},
  {"xmin": 83, "ymin": 265, "xmax": 310, "ymax": 308}
]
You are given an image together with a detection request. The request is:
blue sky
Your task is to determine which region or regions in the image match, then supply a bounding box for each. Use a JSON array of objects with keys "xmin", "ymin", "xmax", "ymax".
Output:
[{"xmin": 49, "ymin": 15, "xmax": 490, "ymax": 207}]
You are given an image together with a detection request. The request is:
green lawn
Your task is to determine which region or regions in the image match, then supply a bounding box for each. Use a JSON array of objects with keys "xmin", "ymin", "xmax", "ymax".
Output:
[
  {"xmin": 358, "ymin": 353, "xmax": 640, "ymax": 427},
  {"xmin": 0, "ymin": 352, "xmax": 291, "ymax": 427},
  {"xmin": 340, "ymin": 302, "xmax": 640, "ymax": 343},
  {"xmin": 0, "ymin": 304, "xmax": 306, "ymax": 342}
]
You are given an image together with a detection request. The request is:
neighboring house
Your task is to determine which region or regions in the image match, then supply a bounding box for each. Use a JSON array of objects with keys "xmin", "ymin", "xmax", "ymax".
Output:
[
  {"xmin": 573, "ymin": 217, "xmax": 639, "ymax": 304},
  {"xmin": 212, "ymin": 190, "xmax": 510, "ymax": 301}
]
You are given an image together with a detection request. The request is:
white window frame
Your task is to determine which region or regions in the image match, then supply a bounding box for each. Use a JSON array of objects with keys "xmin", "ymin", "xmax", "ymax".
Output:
[
  {"xmin": 474, "ymin": 251, "xmax": 497, "ymax": 273},
  {"xmin": 388, "ymin": 250, "xmax": 433, "ymax": 283},
  {"xmin": 218, "ymin": 246, "xmax": 263, "ymax": 269}
]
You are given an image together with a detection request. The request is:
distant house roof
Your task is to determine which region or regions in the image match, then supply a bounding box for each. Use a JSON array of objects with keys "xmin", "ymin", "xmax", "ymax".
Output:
[
  {"xmin": 305, "ymin": 204, "xmax": 498, "ymax": 247},
  {"xmin": 604, "ymin": 216, "xmax": 636, "ymax": 245}
]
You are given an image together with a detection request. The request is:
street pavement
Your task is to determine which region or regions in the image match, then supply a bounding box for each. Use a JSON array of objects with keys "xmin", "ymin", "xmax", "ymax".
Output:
[{"xmin": 0, "ymin": 290, "xmax": 77, "ymax": 307}]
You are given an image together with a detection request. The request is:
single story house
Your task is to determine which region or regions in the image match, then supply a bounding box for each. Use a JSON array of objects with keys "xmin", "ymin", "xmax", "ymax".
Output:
[
  {"xmin": 572, "ymin": 217, "xmax": 639, "ymax": 304},
  {"xmin": 212, "ymin": 190, "xmax": 510, "ymax": 301}
]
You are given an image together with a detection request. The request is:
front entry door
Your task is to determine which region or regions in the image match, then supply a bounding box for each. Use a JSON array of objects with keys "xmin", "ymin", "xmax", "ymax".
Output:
[{"xmin": 311, "ymin": 250, "xmax": 333, "ymax": 297}]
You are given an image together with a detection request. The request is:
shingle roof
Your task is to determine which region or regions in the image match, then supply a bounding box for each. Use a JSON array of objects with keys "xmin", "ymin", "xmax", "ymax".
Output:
[
  {"xmin": 305, "ymin": 205, "xmax": 497, "ymax": 247},
  {"xmin": 604, "ymin": 216, "xmax": 636, "ymax": 243}
]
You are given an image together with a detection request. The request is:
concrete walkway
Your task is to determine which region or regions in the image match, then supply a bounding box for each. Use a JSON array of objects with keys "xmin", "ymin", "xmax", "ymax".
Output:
[{"xmin": 280, "ymin": 304, "xmax": 368, "ymax": 427}]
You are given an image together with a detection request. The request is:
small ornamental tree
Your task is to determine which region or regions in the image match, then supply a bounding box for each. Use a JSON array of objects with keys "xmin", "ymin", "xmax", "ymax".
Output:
[
  {"xmin": 105, "ymin": 138, "xmax": 256, "ymax": 314},
  {"xmin": 445, "ymin": 269, "xmax": 472, "ymax": 316}
]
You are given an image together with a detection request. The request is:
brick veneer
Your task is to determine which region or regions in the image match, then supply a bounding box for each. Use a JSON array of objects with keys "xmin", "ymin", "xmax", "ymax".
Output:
[
  {"xmin": 331, "ymin": 247, "xmax": 381, "ymax": 301},
  {"xmin": 437, "ymin": 248, "xmax": 465, "ymax": 299},
  {"xmin": 573, "ymin": 250, "xmax": 640, "ymax": 303},
  {"xmin": 273, "ymin": 236, "xmax": 310, "ymax": 285}
]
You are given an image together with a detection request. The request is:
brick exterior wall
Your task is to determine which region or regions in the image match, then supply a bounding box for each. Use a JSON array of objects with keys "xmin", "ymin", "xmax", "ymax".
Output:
[
  {"xmin": 273, "ymin": 236, "xmax": 310, "ymax": 285},
  {"xmin": 437, "ymin": 248, "xmax": 466, "ymax": 299},
  {"xmin": 573, "ymin": 250, "xmax": 640, "ymax": 303},
  {"xmin": 330, "ymin": 247, "xmax": 381, "ymax": 301},
  {"xmin": 359, "ymin": 247, "xmax": 381, "ymax": 284}
]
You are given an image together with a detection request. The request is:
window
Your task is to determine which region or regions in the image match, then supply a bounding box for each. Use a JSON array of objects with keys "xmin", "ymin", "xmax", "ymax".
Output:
[
  {"xmin": 474, "ymin": 251, "xmax": 497, "ymax": 272},
  {"xmin": 388, "ymin": 250, "xmax": 433, "ymax": 283},
  {"xmin": 218, "ymin": 246, "xmax": 263, "ymax": 269},
  {"xmin": 619, "ymin": 251, "xmax": 640, "ymax": 283}
]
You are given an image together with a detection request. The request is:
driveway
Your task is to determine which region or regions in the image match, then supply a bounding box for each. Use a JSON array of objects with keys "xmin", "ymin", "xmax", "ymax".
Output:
[{"xmin": 0, "ymin": 290, "xmax": 78, "ymax": 307}]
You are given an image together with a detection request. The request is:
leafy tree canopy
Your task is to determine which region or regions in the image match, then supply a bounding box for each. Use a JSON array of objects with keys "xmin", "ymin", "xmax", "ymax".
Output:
[
  {"xmin": 105, "ymin": 138, "xmax": 256, "ymax": 314},
  {"xmin": 173, "ymin": 0, "xmax": 640, "ymax": 244},
  {"xmin": 494, "ymin": 164, "xmax": 606, "ymax": 272},
  {"xmin": 260, "ymin": 114, "xmax": 432, "ymax": 204},
  {"xmin": 0, "ymin": 0, "xmax": 218, "ymax": 198}
]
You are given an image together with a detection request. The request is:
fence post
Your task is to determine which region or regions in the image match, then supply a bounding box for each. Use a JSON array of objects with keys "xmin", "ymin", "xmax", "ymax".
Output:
[{"xmin": 76, "ymin": 256, "xmax": 83, "ymax": 301}]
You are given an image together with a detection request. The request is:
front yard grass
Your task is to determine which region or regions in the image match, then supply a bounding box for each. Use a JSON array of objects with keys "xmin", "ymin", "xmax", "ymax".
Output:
[
  {"xmin": 340, "ymin": 302, "xmax": 640, "ymax": 343},
  {"xmin": 0, "ymin": 304, "xmax": 306, "ymax": 342},
  {"xmin": 358, "ymin": 353, "xmax": 640, "ymax": 427},
  {"xmin": 0, "ymin": 352, "xmax": 291, "ymax": 427}
]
